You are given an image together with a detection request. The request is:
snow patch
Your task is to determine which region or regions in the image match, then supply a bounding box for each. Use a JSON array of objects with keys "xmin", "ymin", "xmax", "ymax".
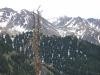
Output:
[
  {"xmin": 76, "ymin": 29, "xmax": 86, "ymax": 39},
  {"xmin": 0, "ymin": 12, "xmax": 3, "ymax": 16},
  {"xmin": 68, "ymin": 49, "xmax": 70, "ymax": 56},
  {"xmin": 65, "ymin": 18, "xmax": 74, "ymax": 26},
  {"xmin": 98, "ymin": 35, "xmax": 100, "ymax": 43},
  {"xmin": 23, "ymin": 15, "xmax": 30, "ymax": 25},
  {"xmin": 11, "ymin": 25, "xmax": 27, "ymax": 33},
  {"xmin": 11, "ymin": 37, "xmax": 14, "ymax": 42},
  {"xmin": 69, "ymin": 29, "xmax": 76, "ymax": 33},
  {"xmin": 89, "ymin": 23, "xmax": 95, "ymax": 28},
  {"xmin": 57, "ymin": 29, "xmax": 66, "ymax": 37},
  {"xmin": 0, "ymin": 21, "xmax": 8, "ymax": 27}
]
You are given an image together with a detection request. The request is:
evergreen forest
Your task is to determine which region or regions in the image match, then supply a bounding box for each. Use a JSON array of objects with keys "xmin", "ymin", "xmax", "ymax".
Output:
[{"xmin": 0, "ymin": 32, "xmax": 100, "ymax": 75}]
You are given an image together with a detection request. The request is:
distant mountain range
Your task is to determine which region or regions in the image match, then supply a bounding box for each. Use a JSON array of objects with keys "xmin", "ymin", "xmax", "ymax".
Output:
[
  {"xmin": 0, "ymin": 8, "xmax": 59, "ymax": 36},
  {"xmin": 52, "ymin": 16, "xmax": 100, "ymax": 45},
  {"xmin": 0, "ymin": 8, "xmax": 100, "ymax": 45}
]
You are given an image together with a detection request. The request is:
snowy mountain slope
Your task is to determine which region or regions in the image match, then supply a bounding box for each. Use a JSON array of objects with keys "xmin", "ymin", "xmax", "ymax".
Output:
[
  {"xmin": 0, "ymin": 8, "xmax": 100, "ymax": 45},
  {"xmin": 52, "ymin": 16, "xmax": 100, "ymax": 45},
  {"xmin": 0, "ymin": 8, "xmax": 60, "ymax": 36}
]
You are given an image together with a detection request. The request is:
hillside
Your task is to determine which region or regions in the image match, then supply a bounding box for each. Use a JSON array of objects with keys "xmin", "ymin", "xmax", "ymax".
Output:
[{"xmin": 0, "ymin": 32, "xmax": 100, "ymax": 75}]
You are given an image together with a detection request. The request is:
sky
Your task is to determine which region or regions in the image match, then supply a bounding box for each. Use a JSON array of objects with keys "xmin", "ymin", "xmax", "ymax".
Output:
[{"xmin": 0, "ymin": 0, "xmax": 100, "ymax": 20}]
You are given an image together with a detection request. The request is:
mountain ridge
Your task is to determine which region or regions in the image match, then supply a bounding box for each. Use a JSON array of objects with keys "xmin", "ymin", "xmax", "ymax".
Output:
[
  {"xmin": 0, "ymin": 7, "xmax": 60, "ymax": 36},
  {"xmin": 0, "ymin": 8, "xmax": 100, "ymax": 45},
  {"xmin": 52, "ymin": 16, "xmax": 100, "ymax": 45}
]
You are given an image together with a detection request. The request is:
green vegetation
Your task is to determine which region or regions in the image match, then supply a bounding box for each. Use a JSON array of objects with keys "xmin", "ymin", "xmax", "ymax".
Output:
[
  {"xmin": 0, "ymin": 32, "xmax": 100, "ymax": 75},
  {"xmin": 0, "ymin": 33, "xmax": 35, "ymax": 75}
]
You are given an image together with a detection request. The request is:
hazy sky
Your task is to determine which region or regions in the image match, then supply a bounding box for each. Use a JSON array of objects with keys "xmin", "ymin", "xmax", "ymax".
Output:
[{"xmin": 0, "ymin": 0, "xmax": 100, "ymax": 19}]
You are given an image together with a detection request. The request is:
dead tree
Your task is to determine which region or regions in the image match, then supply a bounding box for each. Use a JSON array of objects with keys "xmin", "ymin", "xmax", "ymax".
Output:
[{"xmin": 32, "ymin": 10, "xmax": 42, "ymax": 75}]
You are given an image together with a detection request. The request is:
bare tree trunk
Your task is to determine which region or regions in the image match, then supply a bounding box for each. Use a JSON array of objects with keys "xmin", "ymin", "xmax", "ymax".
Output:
[{"xmin": 32, "ymin": 11, "xmax": 41, "ymax": 75}]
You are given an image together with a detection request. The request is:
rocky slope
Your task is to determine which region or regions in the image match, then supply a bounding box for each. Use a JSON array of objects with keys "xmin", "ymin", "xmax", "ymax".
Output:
[
  {"xmin": 0, "ymin": 8, "xmax": 59, "ymax": 36},
  {"xmin": 52, "ymin": 16, "xmax": 100, "ymax": 45}
]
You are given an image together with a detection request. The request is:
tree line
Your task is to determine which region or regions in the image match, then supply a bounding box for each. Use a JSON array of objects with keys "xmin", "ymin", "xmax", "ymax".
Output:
[{"xmin": 0, "ymin": 32, "xmax": 100, "ymax": 75}]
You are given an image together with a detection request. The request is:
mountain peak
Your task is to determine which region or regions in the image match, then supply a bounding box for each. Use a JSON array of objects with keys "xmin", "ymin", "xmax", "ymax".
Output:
[
  {"xmin": 0, "ymin": 7, "xmax": 60, "ymax": 36},
  {"xmin": 53, "ymin": 16, "xmax": 100, "ymax": 45}
]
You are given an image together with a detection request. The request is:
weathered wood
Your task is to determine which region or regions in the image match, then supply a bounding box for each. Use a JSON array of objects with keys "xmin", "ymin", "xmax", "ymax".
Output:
[{"xmin": 32, "ymin": 11, "xmax": 41, "ymax": 75}]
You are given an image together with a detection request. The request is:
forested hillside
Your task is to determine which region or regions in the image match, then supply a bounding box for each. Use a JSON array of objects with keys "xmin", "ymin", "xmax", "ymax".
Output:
[{"xmin": 0, "ymin": 32, "xmax": 100, "ymax": 75}]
